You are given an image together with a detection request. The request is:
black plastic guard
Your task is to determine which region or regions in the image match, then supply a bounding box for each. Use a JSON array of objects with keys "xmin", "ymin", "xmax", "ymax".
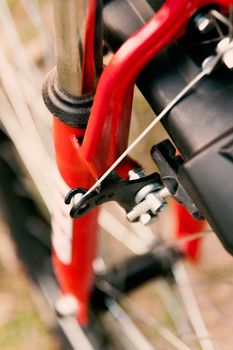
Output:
[
  {"xmin": 103, "ymin": 0, "xmax": 233, "ymax": 160},
  {"xmin": 179, "ymin": 130, "xmax": 233, "ymax": 254}
]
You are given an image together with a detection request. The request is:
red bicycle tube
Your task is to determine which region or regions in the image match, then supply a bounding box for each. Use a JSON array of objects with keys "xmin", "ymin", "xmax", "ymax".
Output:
[
  {"xmin": 52, "ymin": 119, "xmax": 99, "ymax": 325},
  {"xmin": 80, "ymin": 0, "xmax": 232, "ymax": 177},
  {"xmin": 50, "ymin": 0, "xmax": 103, "ymax": 326},
  {"xmin": 172, "ymin": 201, "xmax": 206, "ymax": 261},
  {"xmin": 81, "ymin": 0, "xmax": 98, "ymax": 94}
]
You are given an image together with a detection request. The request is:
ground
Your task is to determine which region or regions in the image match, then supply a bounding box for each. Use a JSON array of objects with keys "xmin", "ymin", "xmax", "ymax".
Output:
[{"xmin": 0, "ymin": 216, "xmax": 60, "ymax": 350}]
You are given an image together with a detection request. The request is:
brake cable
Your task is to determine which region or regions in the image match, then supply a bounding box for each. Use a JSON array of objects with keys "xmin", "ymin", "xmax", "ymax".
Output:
[{"xmin": 76, "ymin": 41, "xmax": 233, "ymax": 201}]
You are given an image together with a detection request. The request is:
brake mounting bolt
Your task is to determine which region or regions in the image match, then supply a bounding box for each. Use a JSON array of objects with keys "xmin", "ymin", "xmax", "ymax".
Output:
[
  {"xmin": 217, "ymin": 37, "xmax": 233, "ymax": 69},
  {"xmin": 195, "ymin": 15, "xmax": 213, "ymax": 33}
]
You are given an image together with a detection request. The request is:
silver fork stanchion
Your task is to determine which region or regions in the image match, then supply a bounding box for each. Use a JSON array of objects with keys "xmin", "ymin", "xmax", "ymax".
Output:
[
  {"xmin": 53, "ymin": 0, "xmax": 102, "ymax": 96},
  {"xmin": 43, "ymin": 0, "xmax": 103, "ymax": 127}
]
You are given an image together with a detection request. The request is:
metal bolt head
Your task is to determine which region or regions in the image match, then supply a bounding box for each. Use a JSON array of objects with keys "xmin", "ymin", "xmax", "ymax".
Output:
[
  {"xmin": 217, "ymin": 37, "xmax": 233, "ymax": 69},
  {"xmin": 145, "ymin": 193, "xmax": 163, "ymax": 214},
  {"xmin": 128, "ymin": 170, "xmax": 140, "ymax": 180},
  {"xmin": 55, "ymin": 295, "xmax": 78, "ymax": 317},
  {"xmin": 195, "ymin": 15, "xmax": 213, "ymax": 33},
  {"xmin": 217, "ymin": 37, "xmax": 230, "ymax": 53},
  {"xmin": 223, "ymin": 50, "xmax": 233, "ymax": 69},
  {"xmin": 93, "ymin": 257, "xmax": 107, "ymax": 275},
  {"xmin": 140, "ymin": 213, "xmax": 152, "ymax": 225}
]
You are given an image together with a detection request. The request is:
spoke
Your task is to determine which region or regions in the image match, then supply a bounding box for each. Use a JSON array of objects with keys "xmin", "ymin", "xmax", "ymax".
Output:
[
  {"xmin": 0, "ymin": 1, "xmax": 57, "ymax": 211},
  {"xmin": 106, "ymin": 299, "xmax": 155, "ymax": 350},
  {"xmin": 0, "ymin": 0, "xmax": 42, "ymax": 85},
  {"xmin": 0, "ymin": 1, "xmax": 51, "ymax": 127},
  {"xmin": 99, "ymin": 203, "xmax": 214, "ymax": 255},
  {"xmin": 98, "ymin": 208, "xmax": 153, "ymax": 254},
  {"xmin": 97, "ymin": 279, "xmax": 193, "ymax": 350},
  {"xmin": 100, "ymin": 203, "xmax": 214, "ymax": 255},
  {"xmin": 173, "ymin": 262, "xmax": 216, "ymax": 350},
  {"xmin": 20, "ymin": 0, "xmax": 53, "ymax": 68},
  {"xmin": 121, "ymin": 297, "xmax": 192, "ymax": 350},
  {"xmin": 0, "ymin": 49, "xmax": 54, "ymax": 210},
  {"xmin": 149, "ymin": 230, "xmax": 213, "ymax": 256},
  {"xmin": 154, "ymin": 280, "xmax": 194, "ymax": 340},
  {"xmin": 38, "ymin": 276, "xmax": 94, "ymax": 350}
]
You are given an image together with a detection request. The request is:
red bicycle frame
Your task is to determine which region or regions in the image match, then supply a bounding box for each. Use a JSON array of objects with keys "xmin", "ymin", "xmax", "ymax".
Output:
[{"xmin": 51, "ymin": 0, "xmax": 232, "ymax": 325}]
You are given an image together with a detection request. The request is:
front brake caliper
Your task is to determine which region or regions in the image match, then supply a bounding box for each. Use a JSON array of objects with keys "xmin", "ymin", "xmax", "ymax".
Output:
[{"xmin": 65, "ymin": 139, "xmax": 203, "ymax": 224}]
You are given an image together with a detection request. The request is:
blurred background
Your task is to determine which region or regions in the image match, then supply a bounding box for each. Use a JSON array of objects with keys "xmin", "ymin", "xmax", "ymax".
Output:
[
  {"xmin": 0, "ymin": 1, "xmax": 61, "ymax": 349},
  {"xmin": 0, "ymin": 1, "xmax": 233, "ymax": 350}
]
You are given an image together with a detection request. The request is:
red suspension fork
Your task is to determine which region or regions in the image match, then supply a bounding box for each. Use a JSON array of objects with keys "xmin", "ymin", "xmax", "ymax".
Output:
[
  {"xmin": 47, "ymin": 0, "xmax": 102, "ymax": 325},
  {"xmin": 46, "ymin": 0, "xmax": 233, "ymax": 325}
]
